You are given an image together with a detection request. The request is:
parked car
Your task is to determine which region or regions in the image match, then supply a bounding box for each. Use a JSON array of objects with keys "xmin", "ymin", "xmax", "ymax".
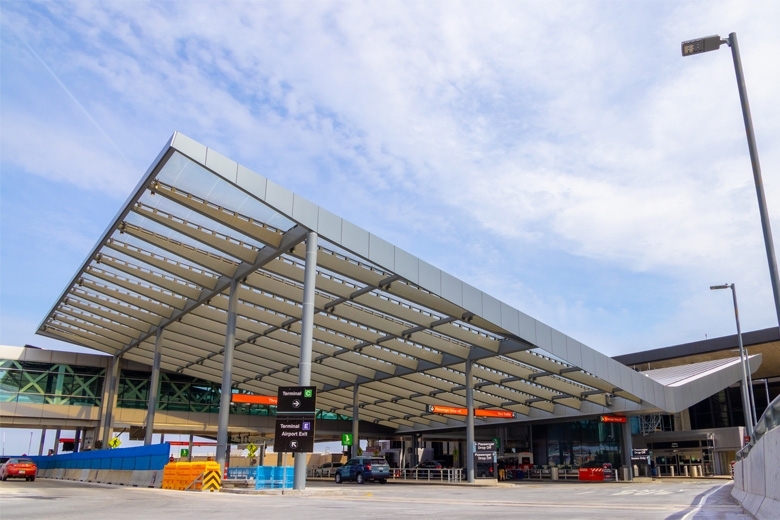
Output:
[
  {"xmin": 314, "ymin": 462, "xmax": 343, "ymax": 477},
  {"xmin": 334, "ymin": 456, "xmax": 390, "ymax": 484},
  {"xmin": 0, "ymin": 457, "xmax": 37, "ymax": 481}
]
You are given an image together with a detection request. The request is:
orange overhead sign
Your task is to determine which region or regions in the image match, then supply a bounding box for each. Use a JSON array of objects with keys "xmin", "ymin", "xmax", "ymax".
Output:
[
  {"xmin": 600, "ymin": 415, "xmax": 627, "ymax": 423},
  {"xmin": 232, "ymin": 394, "xmax": 278, "ymax": 405},
  {"xmin": 476, "ymin": 409, "xmax": 516, "ymax": 419},
  {"xmin": 429, "ymin": 405, "xmax": 515, "ymax": 419},
  {"xmin": 430, "ymin": 405, "xmax": 469, "ymax": 416}
]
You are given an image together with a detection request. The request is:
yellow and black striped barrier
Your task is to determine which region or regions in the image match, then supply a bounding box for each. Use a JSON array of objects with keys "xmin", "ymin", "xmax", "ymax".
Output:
[{"xmin": 202, "ymin": 467, "xmax": 221, "ymax": 492}]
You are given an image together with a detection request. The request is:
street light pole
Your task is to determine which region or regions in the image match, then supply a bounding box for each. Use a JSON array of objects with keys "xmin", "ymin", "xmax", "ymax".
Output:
[
  {"xmin": 684, "ymin": 33, "xmax": 780, "ymax": 334},
  {"xmin": 711, "ymin": 284, "xmax": 754, "ymax": 437}
]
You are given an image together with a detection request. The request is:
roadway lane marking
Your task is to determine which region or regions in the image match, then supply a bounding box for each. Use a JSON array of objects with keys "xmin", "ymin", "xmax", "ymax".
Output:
[
  {"xmin": 610, "ymin": 488, "xmax": 675, "ymax": 496},
  {"xmin": 681, "ymin": 483, "xmax": 728, "ymax": 520},
  {"xmin": 318, "ymin": 494, "xmax": 691, "ymax": 511}
]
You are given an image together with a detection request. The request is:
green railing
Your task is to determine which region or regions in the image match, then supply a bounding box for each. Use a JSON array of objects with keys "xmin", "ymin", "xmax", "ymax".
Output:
[{"xmin": 0, "ymin": 360, "xmax": 350, "ymax": 420}]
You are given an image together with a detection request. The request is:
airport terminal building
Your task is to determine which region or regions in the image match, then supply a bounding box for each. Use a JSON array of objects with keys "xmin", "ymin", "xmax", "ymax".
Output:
[{"xmin": 2, "ymin": 133, "xmax": 775, "ymax": 479}]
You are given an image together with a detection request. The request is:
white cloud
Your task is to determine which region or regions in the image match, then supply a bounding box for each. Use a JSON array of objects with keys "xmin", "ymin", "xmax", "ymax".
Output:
[{"xmin": 2, "ymin": 0, "xmax": 780, "ymax": 356}]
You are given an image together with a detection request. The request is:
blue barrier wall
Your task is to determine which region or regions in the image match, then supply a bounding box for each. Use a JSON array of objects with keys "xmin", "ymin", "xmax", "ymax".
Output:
[
  {"xmin": 255, "ymin": 466, "xmax": 294, "ymax": 489},
  {"xmin": 29, "ymin": 443, "xmax": 170, "ymax": 471}
]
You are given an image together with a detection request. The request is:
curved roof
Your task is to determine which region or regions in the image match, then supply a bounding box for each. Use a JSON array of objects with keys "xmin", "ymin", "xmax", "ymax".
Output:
[{"xmin": 37, "ymin": 132, "xmax": 757, "ymax": 432}]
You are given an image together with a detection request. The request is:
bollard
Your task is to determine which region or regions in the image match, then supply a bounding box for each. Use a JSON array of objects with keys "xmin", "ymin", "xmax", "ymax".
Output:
[
  {"xmin": 683, "ymin": 466, "xmax": 688, "ymax": 477},
  {"xmin": 691, "ymin": 465, "xmax": 698, "ymax": 478},
  {"xmin": 670, "ymin": 466, "xmax": 675, "ymax": 477}
]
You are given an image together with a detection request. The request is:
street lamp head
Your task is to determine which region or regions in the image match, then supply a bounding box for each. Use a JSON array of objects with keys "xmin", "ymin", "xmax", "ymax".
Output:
[
  {"xmin": 710, "ymin": 284, "xmax": 732, "ymax": 290},
  {"xmin": 682, "ymin": 35, "xmax": 725, "ymax": 56}
]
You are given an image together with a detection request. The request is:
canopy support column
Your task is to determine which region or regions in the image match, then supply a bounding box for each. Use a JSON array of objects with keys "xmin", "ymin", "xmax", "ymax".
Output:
[
  {"xmin": 622, "ymin": 419, "xmax": 633, "ymax": 481},
  {"xmin": 352, "ymin": 384, "xmax": 360, "ymax": 458},
  {"xmin": 294, "ymin": 231, "xmax": 318, "ymax": 491},
  {"xmin": 217, "ymin": 278, "xmax": 240, "ymax": 476},
  {"xmin": 145, "ymin": 328, "xmax": 164, "ymax": 445},
  {"xmin": 101, "ymin": 355, "xmax": 121, "ymax": 449},
  {"xmin": 53, "ymin": 429, "xmax": 61, "ymax": 455},
  {"xmin": 38, "ymin": 428, "xmax": 46, "ymax": 456},
  {"xmin": 466, "ymin": 358, "xmax": 475, "ymax": 483}
]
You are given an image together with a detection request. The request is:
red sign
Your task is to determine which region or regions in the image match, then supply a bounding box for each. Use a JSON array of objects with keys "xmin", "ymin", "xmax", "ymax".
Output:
[
  {"xmin": 232, "ymin": 394, "xmax": 278, "ymax": 405},
  {"xmin": 600, "ymin": 415, "xmax": 627, "ymax": 423},
  {"xmin": 475, "ymin": 409, "xmax": 516, "ymax": 419},
  {"xmin": 744, "ymin": 435, "xmax": 751, "ymax": 443}
]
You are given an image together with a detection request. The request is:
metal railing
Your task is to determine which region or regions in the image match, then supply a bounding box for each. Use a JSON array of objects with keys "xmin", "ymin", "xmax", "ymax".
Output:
[
  {"xmin": 396, "ymin": 468, "xmax": 464, "ymax": 482},
  {"xmin": 735, "ymin": 393, "xmax": 780, "ymax": 461}
]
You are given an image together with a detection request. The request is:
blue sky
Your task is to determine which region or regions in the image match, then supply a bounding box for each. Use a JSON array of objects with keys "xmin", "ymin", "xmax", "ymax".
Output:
[{"xmin": 1, "ymin": 1, "xmax": 779, "ymax": 452}]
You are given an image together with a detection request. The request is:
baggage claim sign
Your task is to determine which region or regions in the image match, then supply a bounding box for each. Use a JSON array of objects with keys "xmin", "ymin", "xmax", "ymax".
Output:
[{"xmin": 274, "ymin": 386, "xmax": 317, "ymax": 453}]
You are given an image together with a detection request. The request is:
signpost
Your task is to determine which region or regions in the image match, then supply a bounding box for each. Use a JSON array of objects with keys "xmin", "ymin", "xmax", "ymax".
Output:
[
  {"xmin": 474, "ymin": 441, "xmax": 497, "ymax": 479},
  {"xmin": 274, "ymin": 386, "xmax": 317, "ymax": 454}
]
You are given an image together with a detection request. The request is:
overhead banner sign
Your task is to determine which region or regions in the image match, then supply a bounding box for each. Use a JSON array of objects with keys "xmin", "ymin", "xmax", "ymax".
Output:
[
  {"xmin": 232, "ymin": 394, "xmax": 278, "ymax": 406},
  {"xmin": 428, "ymin": 405, "xmax": 515, "ymax": 419},
  {"xmin": 600, "ymin": 415, "xmax": 627, "ymax": 423}
]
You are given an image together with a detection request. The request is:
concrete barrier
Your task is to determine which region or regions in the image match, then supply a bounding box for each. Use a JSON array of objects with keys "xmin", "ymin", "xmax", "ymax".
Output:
[
  {"xmin": 32, "ymin": 443, "xmax": 170, "ymax": 489},
  {"xmin": 732, "ymin": 397, "xmax": 780, "ymax": 520},
  {"xmin": 130, "ymin": 470, "xmax": 161, "ymax": 488}
]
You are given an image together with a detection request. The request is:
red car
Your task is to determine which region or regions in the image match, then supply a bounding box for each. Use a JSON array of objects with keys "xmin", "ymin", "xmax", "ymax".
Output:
[{"xmin": 0, "ymin": 457, "xmax": 37, "ymax": 481}]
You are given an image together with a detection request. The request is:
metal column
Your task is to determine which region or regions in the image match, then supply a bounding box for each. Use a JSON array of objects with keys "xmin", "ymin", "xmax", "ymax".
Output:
[
  {"xmin": 145, "ymin": 328, "xmax": 164, "ymax": 445},
  {"xmin": 465, "ymin": 359, "xmax": 475, "ymax": 483},
  {"xmin": 352, "ymin": 384, "xmax": 360, "ymax": 459},
  {"xmin": 294, "ymin": 231, "xmax": 318, "ymax": 491},
  {"xmin": 728, "ymin": 32, "xmax": 780, "ymax": 335},
  {"xmin": 101, "ymin": 355, "xmax": 121, "ymax": 449},
  {"xmin": 53, "ymin": 429, "xmax": 61, "ymax": 455},
  {"xmin": 38, "ymin": 429, "xmax": 46, "ymax": 456},
  {"xmin": 217, "ymin": 278, "xmax": 240, "ymax": 476},
  {"xmin": 622, "ymin": 420, "xmax": 633, "ymax": 481}
]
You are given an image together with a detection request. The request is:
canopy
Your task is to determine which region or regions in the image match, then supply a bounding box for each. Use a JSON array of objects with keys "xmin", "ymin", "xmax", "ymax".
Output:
[{"xmin": 37, "ymin": 132, "xmax": 757, "ymax": 432}]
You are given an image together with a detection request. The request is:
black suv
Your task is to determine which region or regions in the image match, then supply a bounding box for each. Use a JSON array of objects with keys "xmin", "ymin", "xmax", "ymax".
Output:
[{"xmin": 334, "ymin": 456, "xmax": 391, "ymax": 484}]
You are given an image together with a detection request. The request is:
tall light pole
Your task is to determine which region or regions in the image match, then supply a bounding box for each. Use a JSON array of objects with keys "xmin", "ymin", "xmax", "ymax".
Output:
[
  {"xmin": 684, "ymin": 33, "xmax": 780, "ymax": 333},
  {"xmin": 711, "ymin": 284, "xmax": 754, "ymax": 437}
]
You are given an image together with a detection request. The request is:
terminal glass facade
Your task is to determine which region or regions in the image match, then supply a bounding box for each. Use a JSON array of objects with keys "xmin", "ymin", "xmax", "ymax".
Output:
[{"xmin": 535, "ymin": 419, "xmax": 624, "ymax": 468}]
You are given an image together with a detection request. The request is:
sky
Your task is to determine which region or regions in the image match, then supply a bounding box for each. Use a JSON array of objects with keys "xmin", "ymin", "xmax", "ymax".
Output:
[{"xmin": 1, "ymin": 1, "xmax": 779, "ymax": 452}]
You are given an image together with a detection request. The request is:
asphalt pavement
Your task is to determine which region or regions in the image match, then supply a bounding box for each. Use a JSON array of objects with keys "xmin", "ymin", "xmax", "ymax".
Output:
[{"xmin": 0, "ymin": 477, "xmax": 754, "ymax": 520}]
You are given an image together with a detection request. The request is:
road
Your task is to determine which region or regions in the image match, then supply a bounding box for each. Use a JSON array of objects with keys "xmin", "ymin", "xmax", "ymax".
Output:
[{"xmin": 0, "ymin": 478, "xmax": 753, "ymax": 519}]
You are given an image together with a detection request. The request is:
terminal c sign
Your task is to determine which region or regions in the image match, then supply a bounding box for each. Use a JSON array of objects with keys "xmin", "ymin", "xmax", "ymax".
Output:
[{"xmin": 429, "ymin": 405, "xmax": 515, "ymax": 419}]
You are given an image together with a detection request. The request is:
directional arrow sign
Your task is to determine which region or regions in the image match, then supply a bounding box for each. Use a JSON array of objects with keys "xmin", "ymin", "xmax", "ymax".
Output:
[
  {"xmin": 274, "ymin": 417, "xmax": 315, "ymax": 453},
  {"xmin": 276, "ymin": 386, "xmax": 317, "ymax": 415}
]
